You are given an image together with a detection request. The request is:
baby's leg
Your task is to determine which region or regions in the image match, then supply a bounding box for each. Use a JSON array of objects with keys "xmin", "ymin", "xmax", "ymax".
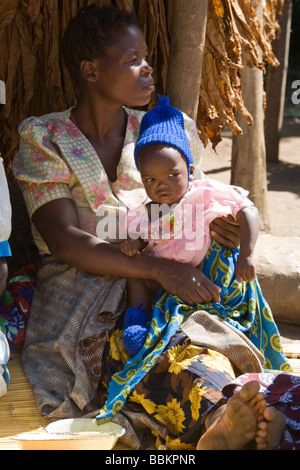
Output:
[
  {"xmin": 123, "ymin": 279, "xmax": 152, "ymax": 356},
  {"xmin": 123, "ymin": 279, "xmax": 161, "ymax": 356},
  {"xmin": 126, "ymin": 278, "xmax": 152, "ymax": 310}
]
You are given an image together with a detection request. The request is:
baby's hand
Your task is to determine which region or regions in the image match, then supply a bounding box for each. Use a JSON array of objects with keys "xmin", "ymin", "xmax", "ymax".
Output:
[
  {"xmin": 235, "ymin": 255, "xmax": 256, "ymax": 283},
  {"xmin": 120, "ymin": 238, "xmax": 144, "ymax": 257}
]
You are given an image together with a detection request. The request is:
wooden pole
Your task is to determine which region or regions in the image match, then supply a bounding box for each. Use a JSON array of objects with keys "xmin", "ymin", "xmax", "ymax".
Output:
[
  {"xmin": 166, "ymin": 0, "xmax": 208, "ymax": 121},
  {"xmin": 265, "ymin": 0, "xmax": 293, "ymax": 163},
  {"xmin": 231, "ymin": 1, "xmax": 270, "ymax": 231}
]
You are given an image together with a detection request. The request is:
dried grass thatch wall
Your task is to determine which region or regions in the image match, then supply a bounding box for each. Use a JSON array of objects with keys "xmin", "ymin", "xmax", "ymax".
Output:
[
  {"xmin": 198, "ymin": 0, "xmax": 285, "ymax": 148},
  {"xmin": 0, "ymin": 0, "xmax": 284, "ymax": 172}
]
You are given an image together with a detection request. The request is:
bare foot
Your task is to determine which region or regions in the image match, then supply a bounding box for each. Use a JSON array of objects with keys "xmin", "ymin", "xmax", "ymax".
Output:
[
  {"xmin": 197, "ymin": 381, "xmax": 266, "ymax": 450},
  {"xmin": 255, "ymin": 406, "xmax": 286, "ymax": 450}
]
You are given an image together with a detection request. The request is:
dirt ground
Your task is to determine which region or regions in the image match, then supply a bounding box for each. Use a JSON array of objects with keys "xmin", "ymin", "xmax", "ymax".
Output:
[{"xmin": 201, "ymin": 116, "xmax": 300, "ymax": 238}]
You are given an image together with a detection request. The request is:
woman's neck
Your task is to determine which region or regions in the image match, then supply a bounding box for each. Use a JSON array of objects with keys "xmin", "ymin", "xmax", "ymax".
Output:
[
  {"xmin": 72, "ymin": 95, "xmax": 127, "ymax": 145},
  {"xmin": 71, "ymin": 93, "xmax": 128, "ymax": 182}
]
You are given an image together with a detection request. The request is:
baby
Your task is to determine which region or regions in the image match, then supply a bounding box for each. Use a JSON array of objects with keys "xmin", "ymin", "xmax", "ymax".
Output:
[{"xmin": 120, "ymin": 96, "xmax": 258, "ymax": 356}]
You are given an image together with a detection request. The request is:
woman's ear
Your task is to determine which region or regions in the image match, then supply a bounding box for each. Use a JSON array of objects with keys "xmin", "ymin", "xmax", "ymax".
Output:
[
  {"xmin": 80, "ymin": 60, "xmax": 97, "ymax": 82},
  {"xmin": 189, "ymin": 164, "xmax": 195, "ymax": 181}
]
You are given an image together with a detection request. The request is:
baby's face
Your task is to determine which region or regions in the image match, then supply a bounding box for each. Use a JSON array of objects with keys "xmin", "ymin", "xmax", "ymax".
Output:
[{"xmin": 138, "ymin": 144, "xmax": 192, "ymax": 205}]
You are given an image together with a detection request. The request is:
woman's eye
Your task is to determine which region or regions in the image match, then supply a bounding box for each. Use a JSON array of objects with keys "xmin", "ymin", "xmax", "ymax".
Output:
[{"xmin": 128, "ymin": 55, "xmax": 148, "ymax": 64}]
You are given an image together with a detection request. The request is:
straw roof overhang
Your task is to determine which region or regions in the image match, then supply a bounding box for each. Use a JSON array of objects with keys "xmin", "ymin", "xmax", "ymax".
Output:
[{"xmin": 0, "ymin": 0, "xmax": 284, "ymax": 169}]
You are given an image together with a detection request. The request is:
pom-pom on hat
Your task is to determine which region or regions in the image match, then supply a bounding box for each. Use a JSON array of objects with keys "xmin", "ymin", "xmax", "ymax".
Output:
[{"xmin": 134, "ymin": 95, "xmax": 194, "ymax": 174}]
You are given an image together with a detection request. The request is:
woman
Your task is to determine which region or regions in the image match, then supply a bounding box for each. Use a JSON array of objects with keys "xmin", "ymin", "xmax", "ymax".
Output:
[{"xmin": 12, "ymin": 5, "xmax": 293, "ymax": 450}]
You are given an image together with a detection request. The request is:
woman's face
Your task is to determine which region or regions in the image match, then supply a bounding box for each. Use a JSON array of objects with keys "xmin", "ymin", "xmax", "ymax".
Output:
[
  {"xmin": 138, "ymin": 144, "xmax": 192, "ymax": 205},
  {"xmin": 88, "ymin": 26, "xmax": 155, "ymax": 107}
]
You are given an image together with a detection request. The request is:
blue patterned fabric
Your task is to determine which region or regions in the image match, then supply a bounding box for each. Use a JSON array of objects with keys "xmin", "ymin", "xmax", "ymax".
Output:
[
  {"xmin": 98, "ymin": 293, "xmax": 188, "ymax": 420},
  {"xmin": 97, "ymin": 241, "xmax": 291, "ymax": 421},
  {"xmin": 199, "ymin": 242, "xmax": 290, "ymax": 371}
]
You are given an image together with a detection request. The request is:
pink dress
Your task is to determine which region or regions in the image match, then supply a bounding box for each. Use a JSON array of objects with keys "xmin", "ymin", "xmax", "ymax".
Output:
[{"xmin": 127, "ymin": 179, "xmax": 253, "ymax": 267}]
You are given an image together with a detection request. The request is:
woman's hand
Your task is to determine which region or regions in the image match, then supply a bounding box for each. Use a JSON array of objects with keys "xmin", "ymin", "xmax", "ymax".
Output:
[
  {"xmin": 209, "ymin": 215, "xmax": 240, "ymax": 249},
  {"xmin": 0, "ymin": 257, "xmax": 8, "ymax": 297},
  {"xmin": 153, "ymin": 259, "xmax": 221, "ymax": 306}
]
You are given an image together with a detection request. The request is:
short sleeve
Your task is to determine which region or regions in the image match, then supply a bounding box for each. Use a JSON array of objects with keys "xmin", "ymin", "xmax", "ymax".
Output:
[
  {"xmin": 0, "ymin": 241, "xmax": 12, "ymax": 257},
  {"xmin": 201, "ymin": 180, "xmax": 254, "ymax": 220},
  {"xmin": 12, "ymin": 117, "xmax": 73, "ymax": 219}
]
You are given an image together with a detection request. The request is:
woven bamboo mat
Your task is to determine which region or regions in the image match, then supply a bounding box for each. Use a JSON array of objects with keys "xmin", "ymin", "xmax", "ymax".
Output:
[
  {"xmin": 0, "ymin": 332, "xmax": 299, "ymax": 451},
  {"xmin": 0, "ymin": 351, "xmax": 130, "ymax": 450},
  {"xmin": 278, "ymin": 322, "xmax": 300, "ymax": 375},
  {"xmin": 0, "ymin": 352, "xmax": 54, "ymax": 450}
]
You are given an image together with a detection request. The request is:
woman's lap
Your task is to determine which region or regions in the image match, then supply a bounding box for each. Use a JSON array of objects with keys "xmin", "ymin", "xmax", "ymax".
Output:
[
  {"xmin": 127, "ymin": 332, "xmax": 235, "ymax": 449},
  {"xmin": 18, "ymin": 241, "xmax": 293, "ymax": 448},
  {"xmin": 19, "ymin": 256, "xmax": 236, "ymax": 448},
  {"xmin": 99, "ymin": 241, "xmax": 291, "ymax": 424},
  {"xmin": 21, "ymin": 256, "xmax": 127, "ymax": 418},
  {"xmin": 102, "ymin": 328, "xmax": 234, "ymax": 449}
]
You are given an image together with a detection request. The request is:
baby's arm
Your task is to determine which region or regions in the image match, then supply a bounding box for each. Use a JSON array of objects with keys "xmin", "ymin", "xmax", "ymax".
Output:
[
  {"xmin": 113, "ymin": 202, "xmax": 149, "ymax": 256},
  {"xmin": 120, "ymin": 200, "xmax": 151, "ymax": 256},
  {"xmin": 120, "ymin": 238, "xmax": 147, "ymax": 257},
  {"xmin": 235, "ymin": 207, "xmax": 259, "ymax": 282}
]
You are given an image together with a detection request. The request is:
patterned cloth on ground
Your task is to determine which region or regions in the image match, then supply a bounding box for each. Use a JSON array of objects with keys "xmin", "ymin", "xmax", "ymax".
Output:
[{"xmin": 0, "ymin": 265, "xmax": 37, "ymax": 349}]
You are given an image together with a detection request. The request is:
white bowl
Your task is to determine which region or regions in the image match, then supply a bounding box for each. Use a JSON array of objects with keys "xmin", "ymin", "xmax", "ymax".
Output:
[{"xmin": 13, "ymin": 419, "xmax": 125, "ymax": 450}]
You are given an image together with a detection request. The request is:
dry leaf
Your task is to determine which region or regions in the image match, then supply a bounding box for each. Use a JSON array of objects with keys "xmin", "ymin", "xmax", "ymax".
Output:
[{"xmin": 0, "ymin": 0, "xmax": 285, "ymax": 171}]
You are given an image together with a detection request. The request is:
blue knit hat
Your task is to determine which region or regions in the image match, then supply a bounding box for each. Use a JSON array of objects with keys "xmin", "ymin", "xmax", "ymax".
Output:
[{"xmin": 134, "ymin": 95, "xmax": 194, "ymax": 174}]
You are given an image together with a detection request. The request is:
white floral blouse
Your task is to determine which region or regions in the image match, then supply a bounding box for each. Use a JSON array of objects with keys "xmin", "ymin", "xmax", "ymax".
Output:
[{"xmin": 12, "ymin": 107, "xmax": 203, "ymax": 255}]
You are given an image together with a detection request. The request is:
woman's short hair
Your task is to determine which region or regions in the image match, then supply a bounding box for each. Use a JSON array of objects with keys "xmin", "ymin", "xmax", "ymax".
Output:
[{"xmin": 62, "ymin": 4, "xmax": 139, "ymax": 84}]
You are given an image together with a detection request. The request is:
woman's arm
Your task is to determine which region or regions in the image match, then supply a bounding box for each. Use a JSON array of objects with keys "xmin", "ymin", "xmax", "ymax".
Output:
[{"xmin": 32, "ymin": 198, "xmax": 221, "ymax": 305}]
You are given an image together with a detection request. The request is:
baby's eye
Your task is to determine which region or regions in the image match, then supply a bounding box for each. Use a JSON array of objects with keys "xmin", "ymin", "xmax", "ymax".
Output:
[
  {"xmin": 144, "ymin": 177, "xmax": 154, "ymax": 183},
  {"xmin": 169, "ymin": 173, "xmax": 179, "ymax": 177}
]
